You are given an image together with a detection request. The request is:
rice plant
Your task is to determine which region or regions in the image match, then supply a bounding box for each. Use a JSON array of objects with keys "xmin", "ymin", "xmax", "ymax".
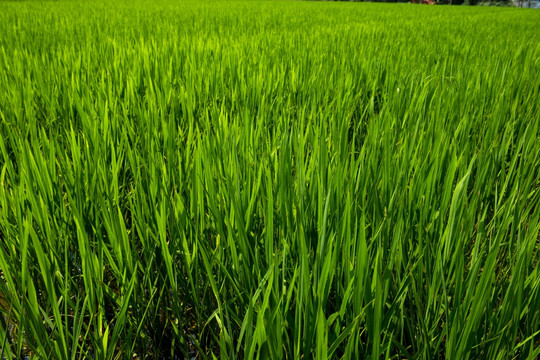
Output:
[{"xmin": 0, "ymin": 0, "xmax": 539, "ymax": 358}]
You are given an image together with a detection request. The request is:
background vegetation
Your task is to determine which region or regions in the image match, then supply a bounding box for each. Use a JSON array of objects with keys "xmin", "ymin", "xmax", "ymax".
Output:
[
  {"xmin": 327, "ymin": 0, "xmax": 514, "ymax": 6},
  {"xmin": 0, "ymin": 0, "xmax": 539, "ymax": 358}
]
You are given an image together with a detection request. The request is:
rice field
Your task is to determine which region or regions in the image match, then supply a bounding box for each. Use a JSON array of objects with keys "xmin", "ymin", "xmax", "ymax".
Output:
[{"xmin": 0, "ymin": 0, "xmax": 539, "ymax": 358}]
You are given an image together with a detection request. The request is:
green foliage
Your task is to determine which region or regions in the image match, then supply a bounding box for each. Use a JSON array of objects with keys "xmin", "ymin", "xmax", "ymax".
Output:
[{"xmin": 0, "ymin": 0, "xmax": 539, "ymax": 358}]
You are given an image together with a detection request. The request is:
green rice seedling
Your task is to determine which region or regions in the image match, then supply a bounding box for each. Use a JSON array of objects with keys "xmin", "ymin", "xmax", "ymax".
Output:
[{"xmin": 0, "ymin": 0, "xmax": 539, "ymax": 359}]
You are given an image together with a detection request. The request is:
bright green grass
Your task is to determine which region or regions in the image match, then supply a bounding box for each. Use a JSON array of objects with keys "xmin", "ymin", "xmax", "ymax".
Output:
[{"xmin": 0, "ymin": 0, "xmax": 539, "ymax": 358}]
